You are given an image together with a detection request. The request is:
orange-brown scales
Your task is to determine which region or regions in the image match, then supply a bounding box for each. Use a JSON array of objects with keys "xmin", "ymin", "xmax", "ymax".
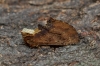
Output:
[{"xmin": 21, "ymin": 17, "xmax": 80, "ymax": 47}]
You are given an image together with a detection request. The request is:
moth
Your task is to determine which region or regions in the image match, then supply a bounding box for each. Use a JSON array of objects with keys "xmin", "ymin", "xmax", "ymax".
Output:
[{"xmin": 21, "ymin": 17, "xmax": 80, "ymax": 47}]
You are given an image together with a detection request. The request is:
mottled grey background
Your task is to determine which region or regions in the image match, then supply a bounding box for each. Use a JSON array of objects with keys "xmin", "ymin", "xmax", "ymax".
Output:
[{"xmin": 0, "ymin": 0, "xmax": 100, "ymax": 66}]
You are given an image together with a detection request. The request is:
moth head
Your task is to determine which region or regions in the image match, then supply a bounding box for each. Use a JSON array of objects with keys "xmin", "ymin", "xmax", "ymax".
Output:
[{"xmin": 21, "ymin": 28, "xmax": 41, "ymax": 37}]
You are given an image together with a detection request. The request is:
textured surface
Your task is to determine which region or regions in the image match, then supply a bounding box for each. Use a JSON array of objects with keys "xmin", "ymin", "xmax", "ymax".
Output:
[{"xmin": 0, "ymin": 0, "xmax": 100, "ymax": 66}]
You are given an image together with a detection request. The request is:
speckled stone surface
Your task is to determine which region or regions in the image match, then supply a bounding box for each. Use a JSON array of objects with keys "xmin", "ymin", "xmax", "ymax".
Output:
[{"xmin": 0, "ymin": 0, "xmax": 100, "ymax": 66}]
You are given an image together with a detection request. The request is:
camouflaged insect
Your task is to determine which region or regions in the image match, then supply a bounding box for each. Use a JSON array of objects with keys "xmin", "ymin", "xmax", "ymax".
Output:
[{"xmin": 21, "ymin": 17, "xmax": 80, "ymax": 47}]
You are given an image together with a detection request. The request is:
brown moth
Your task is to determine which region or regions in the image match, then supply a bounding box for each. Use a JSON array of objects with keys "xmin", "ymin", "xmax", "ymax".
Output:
[{"xmin": 21, "ymin": 17, "xmax": 80, "ymax": 47}]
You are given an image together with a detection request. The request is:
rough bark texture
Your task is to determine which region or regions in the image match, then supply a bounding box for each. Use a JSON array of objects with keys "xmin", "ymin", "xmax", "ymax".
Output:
[{"xmin": 0, "ymin": 0, "xmax": 100, "ymax": 66}]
